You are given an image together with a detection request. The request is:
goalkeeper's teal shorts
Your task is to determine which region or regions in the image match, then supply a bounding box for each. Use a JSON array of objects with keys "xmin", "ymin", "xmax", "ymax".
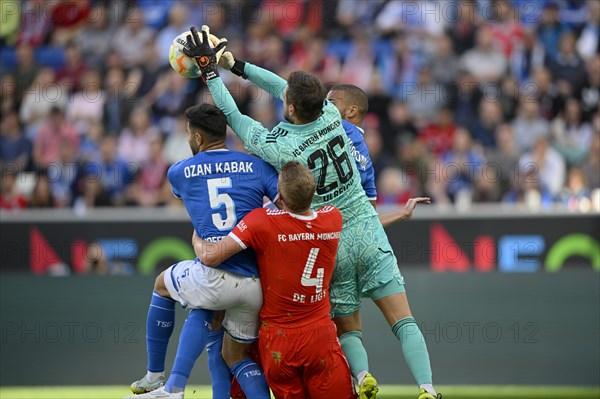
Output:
[{"xmin": 329, "ymin": 216, "xmax": 405, "ymax": 317}]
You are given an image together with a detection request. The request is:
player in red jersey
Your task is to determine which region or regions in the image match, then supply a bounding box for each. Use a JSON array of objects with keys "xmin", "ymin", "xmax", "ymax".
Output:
[{"xmin": 193, "ymin": 161, "xmax": 356, "ymax": 399}]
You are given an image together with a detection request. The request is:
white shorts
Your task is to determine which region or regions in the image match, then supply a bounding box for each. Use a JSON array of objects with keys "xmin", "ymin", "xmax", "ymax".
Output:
[{"xmin": 164, "ymin": 259, "xmax": 263, "ymax": 342}]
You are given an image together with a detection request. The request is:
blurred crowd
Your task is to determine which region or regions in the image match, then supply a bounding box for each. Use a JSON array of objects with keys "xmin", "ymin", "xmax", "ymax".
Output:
[{"xmin": 0, "ymin": 0, "xmax": 599, "ymax": 212}]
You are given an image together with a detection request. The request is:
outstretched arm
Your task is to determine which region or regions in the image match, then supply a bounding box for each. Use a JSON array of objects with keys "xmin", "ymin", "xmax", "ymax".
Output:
[
  {"xmin": 243, "ymin": 63, "xmax": 287, "ymax": 101},
  {"xmin": 378, "ymin": 197, "xmax": 431, "ymax": 227}
]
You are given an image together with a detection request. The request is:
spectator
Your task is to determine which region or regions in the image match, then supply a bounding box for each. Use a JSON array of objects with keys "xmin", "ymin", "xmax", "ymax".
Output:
[
  {"xmin": 78, "ymin": 121, "xmax": 104, "ymax": 164},
  {"xmin": 103, "ymin": 67, "xmax": 138, "ymax": 136},
  {"xmin": 581, "ymin": 131, "xmax": 600, "ymax": 189},
  {"xmin": 547, "ymin": 31, "xmax": 587, "ymax": 98},
  {"xmin": 76, "ymin": 4, "xmax": 115, "ymax": 67},
  {"xmin": 519, "ymin": 136, "xmax": 566, "ymax": 197},
  {"xmin": 155, "ymin": 4, "xmax": 189, "ymax": 66},
  {"xmin": 532, "ymin": 66, "xmax": 564, "ymax": 120},
  {"xmin": 118, "ymin": 107, "xmax": 160, "ymax": 167},
  {"xmin": 146, "ymin": 70, "xmax": 192, "ymax": 131},
  {"xmin": 288, "ymin": 35, "xmax": 340, "ymax": 84},
  {"xmin": 0, "ymin": 110, "xmax": 31, "ymax": 172},
  {"xmin": 50, "ymin": 0, "xmax": 91, "ymax": 45},
  {"xmin": 503, "ymin": 164, "xmax": 555, "ymax": 208},
  {"xmin": 94, "ymin": 135, "xmax": 133, "ymax": 206},
  {"xmin": 73, "ymin": 170, "xmax": 112, "ymax": 210},
  {"xmin": 363, "ymin": 114, "xmax": 391, "ymax": 178},
  {"xmin": 418, "ymin": 107, "xmax": 457, "ymax": 157},
  {"xmin": 512, "ymin": 99, "xmax": 551, "ymax": 153},
  {"xmin": 511, "ymin": 30, "xmax": 546, "ymax": 84},
  {"xmin": 128, "ymin": 135, "xmax": 168, "ymax": 207},
  {"xmin": 428, "ymin": 34, "xmax": 460, "ymax": 86},
  {"xmin": 447, "ymin": 0, "xmax": 480, "ymax": 55},
  {"xmin": 19, "ymin": 68, "xmax": 69, "ymax": 139},
  {"xmin": 111, "ymin": 7, "xmax": 156, "ymax": 69},
  {"xmin": 33, "ymin": 107, "xmax": 79, "ymax": 168},
  {"xmin": 486, "ymin": 124, "xmax": 520, "ymax": 195},
  {"xmin": 163, "ymin": 117, "xmax": 192, "ymax": 165},
  {"xmin": 485, "ymin": 0, "xmax": 524, "ymax": 58},
  {"xmin": 16, "ymin": 0, "xmax": 52, "ymax": 47},
  {"xmin": 551, "ymin": 97, "xmax": 593, "ymax": 166},
  {"xmin": 406, "ymin": 69, "xmax": 444, "ymax": 125},
  {"xmin": 138, "ymin": 0, "xmax": 173, "ymax": 30},
  {"xmin": 580, "ymin": 55, "xmax": 600, "ymax": 120},
  {"xmin": 536, "ymin": 1, "xmax": 566, "ymax": 61},
  {"xmin": 378, "ymin": 31, "xmax": 420, "ymax": 99},
  {"xmin": 48, "ymin": 140, "xmax": 80, "ymax": 207},
  {"xmin": 559, "ymin": 0, "xmax": 589, "ymax": 32},
  {"xmin": 1, "ymin": 74, "xmax": 17, "ymax": 116},
  {"xmin": 576, "ymin": 0, "xmax": 600, "ymax": 60},
  {"xmin": 460, "ymin": 27, "xmax": 507, "ymax": 83},
  {"xmin": 450, "ymin": 71, "xmax": 483, "ymax": 129},
  {"xmin": 376, "ymin": 167, "xmax": 414, "ymax": 206},
  {"xmin": 559, "ymin": 167, "xmax": 591, "ymax": 209},
  {"xmin": 55, "ymin": 41, "xmax": 88, "ymax": 94},
  {"xmin": 382, "ymin": 100, "xmax": 418, "ymax": 155},
  {"xmin": 135, "ymin": 42, "xmax": 169, "ymax": 98},
  {"xmin": 439, "ymin": 127, "xmax": 486, "ymax": 201},
  {"xmin": 339, "ymin": 34, "xmax": 376, "ymax": 90},
  {"xmin": 66, "ymin": 69, "xmax": 105, "ymax": 136},
  {"xmin": 29, "ymin": 171, "xmax": 54, "ymax": 208},
  {"xmin": 470, "ymin": 98, "xmax": 504, "ymax": 149},
  {"xmin": 0, "ymin": 167, "xmax": 28, "ymax": 210},
  {"xmin": 12, "ymin": 45, "xmax": 41, "ymax": 104}
]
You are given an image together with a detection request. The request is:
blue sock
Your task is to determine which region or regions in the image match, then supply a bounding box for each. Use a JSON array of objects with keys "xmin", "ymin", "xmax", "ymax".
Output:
[
  {"xmin": 207, "ymin": 329, "xmax": 232, "ymax": 399},
  {"xmin": 165, "ymin": 308, "xmax": 213, "ymax": 393},
  {"xmin": 230, "ymin": 358, "xmax": 270, "ymax": 399},
  {"xmin": 146, "ymin": 291, "xmax": 176, "ymax": 372}
]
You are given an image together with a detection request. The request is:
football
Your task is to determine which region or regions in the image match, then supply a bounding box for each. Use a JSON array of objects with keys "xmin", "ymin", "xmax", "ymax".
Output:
[{"xmin": 168, "ymin": 31, "xmax": 205, "ymax": 79}]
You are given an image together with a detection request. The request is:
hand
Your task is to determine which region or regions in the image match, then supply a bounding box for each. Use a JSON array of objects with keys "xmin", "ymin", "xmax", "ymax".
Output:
[
  {"xmin": 183, "ymin": 25, "xmax": 227, "ymax": 81},
  {"xmin": 207, "ymin": 31, "xmax": 248, "ymax": 79},
  {"xmin": 403, "ymin": 197, "xmax": 431, "ymax": 219},
  {"xmin": 207, "ymin": 33, "xmax": 235, "ymax": 70}
]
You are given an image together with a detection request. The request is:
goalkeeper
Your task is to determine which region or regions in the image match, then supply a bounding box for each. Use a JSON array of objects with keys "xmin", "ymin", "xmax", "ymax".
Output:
[{"xmin": 185, "ymin": 26, "xmax": 441, "ymax": 399}]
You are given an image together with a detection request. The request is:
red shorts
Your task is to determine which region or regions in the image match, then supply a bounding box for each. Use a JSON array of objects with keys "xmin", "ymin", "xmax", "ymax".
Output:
[{"xmin": 259, "ymin": 318, "xmax": 357, "ymax": 399}]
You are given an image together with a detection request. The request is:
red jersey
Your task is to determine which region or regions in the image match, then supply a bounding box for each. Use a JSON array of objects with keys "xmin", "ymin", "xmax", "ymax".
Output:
[{"xmin": 230, "ymin": 206, "xmax": 343, "ymax": 328}]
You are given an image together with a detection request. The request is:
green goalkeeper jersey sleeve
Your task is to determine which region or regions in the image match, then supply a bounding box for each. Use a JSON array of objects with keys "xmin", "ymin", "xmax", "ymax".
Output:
[{"xmin": 206, "ymin": 73, "xmax": 378, "ymax": 225}]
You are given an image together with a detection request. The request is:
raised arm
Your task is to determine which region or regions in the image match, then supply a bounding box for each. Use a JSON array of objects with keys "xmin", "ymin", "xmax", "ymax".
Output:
[{"xmin": 243, "ymin": 63, "xmax": 287, "ymax": 101}]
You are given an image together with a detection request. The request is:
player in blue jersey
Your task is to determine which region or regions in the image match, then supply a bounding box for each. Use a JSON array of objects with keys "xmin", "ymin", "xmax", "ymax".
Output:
[
  {"xmin": 329, "ymin": 84, "xmax": 431, "ymax": 227},
  {"xmin": 127, "ymin": 104, "xmax": 274, "ymax": 399},
  {"xmin": 333, "ymin": 83, "xmax": 430, "ymax": 228},
  {"xmin": 182, "ymin": 26, "xmax": 441, "ymax": 399}
]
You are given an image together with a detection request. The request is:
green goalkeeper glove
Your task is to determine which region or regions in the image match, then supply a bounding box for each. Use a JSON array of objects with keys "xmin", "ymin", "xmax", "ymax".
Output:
[
  {"xmin": 207, "ymin": 33, "xmax": 248, "ymax": 79},
  {"xmin": 183, "ymin": 25, "xmax": 227, "ymax": 81}
]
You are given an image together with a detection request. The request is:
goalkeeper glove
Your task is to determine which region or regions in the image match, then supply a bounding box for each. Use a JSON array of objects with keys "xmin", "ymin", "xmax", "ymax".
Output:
[
  {"xmin": 183, "ymin": 25, "xmax": 227, "ymax": 81},
  {"xmin": 207, "ymin": 33, "xmax": 248, "ymax": 79}
]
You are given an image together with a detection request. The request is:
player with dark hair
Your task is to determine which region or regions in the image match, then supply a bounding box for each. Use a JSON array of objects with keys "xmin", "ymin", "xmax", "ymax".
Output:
[
  {"xmin": 184, "ymin": 26, "xmax": 441, "ymax": 399},
  {"xmin": 327, "ymin": 84, "xmax": 431, "ymax": 225},
  {"xmin": 193, "ymin": 161, "xmax": 357, "ymax": 399},
  {"xmin": 127, "ymin": 103, "xmax": 275, "ymax": 399}
]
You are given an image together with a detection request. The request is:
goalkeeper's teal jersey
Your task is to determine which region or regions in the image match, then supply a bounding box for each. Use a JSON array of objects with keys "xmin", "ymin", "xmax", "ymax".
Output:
[{"xmin": 207, "ymin": 64, "xmax": 378, "ymax": 226}]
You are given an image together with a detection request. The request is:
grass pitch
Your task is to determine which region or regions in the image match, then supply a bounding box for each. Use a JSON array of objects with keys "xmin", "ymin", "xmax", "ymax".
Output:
[{"xmin": 0, "ymin": 385, "xmax": 599, "ymax": 399}]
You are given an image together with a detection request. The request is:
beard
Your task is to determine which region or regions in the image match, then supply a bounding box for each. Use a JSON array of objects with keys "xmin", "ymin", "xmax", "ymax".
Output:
[
  {"xmin": 189, "ymin": 140, "xmax": 199, "ymax": 155},
  {"xmin": 283, "ymin": 107, "xmax": 292, "ymax": 123}
]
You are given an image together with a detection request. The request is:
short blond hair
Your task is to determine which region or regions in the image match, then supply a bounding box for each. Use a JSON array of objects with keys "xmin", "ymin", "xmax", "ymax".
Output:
[{"xmin": 279, "ymin": 162, "xmax": 316, "ymax": 213}]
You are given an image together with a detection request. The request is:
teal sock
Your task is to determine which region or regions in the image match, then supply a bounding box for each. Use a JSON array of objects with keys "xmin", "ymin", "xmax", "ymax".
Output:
[
  {"xmin": 339, "ymin": 330, "xmax": 369, "ymax": 379},
  {"xmin": 392, "ymin": 317, "xmax": 433, "ymax": 385}
]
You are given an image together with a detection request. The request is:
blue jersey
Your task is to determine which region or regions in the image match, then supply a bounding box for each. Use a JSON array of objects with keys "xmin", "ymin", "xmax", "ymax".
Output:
[
  {"xmin": 168, "ymin": 149, "xmax": 279, "ymax": 277},
  {"xmin": 342, "ymin": 120, "xmax": 377, "ymax": 201}
]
